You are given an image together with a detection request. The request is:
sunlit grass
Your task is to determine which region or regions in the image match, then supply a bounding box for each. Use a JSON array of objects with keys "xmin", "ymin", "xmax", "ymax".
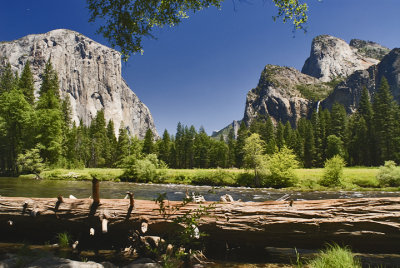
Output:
[
  {"xmin": 23, "ymin": 166, "xmax": 397, "ymax": 191},
  {"xmin": 308, "ymin": 244, "xmax": 361, "ymax": 268}
]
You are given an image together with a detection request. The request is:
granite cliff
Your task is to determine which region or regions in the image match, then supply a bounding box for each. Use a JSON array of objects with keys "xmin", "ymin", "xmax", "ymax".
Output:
[
  {"xmin": 243, "ymin": 65, "xmax": 328, "ymax": 127},
  {"xmin": 213, "ymin": 35, "xmax": 394, "ymax": 138},
  {"xmin": 301, "ymin": 35, "xmax": 388, "ymax": 82},
  {"xmin": 322, "ymin": 48, "xmax": 400, "ymax": 113},
  {"xmin": 0, "ymin": 29, "xmax": 157, "ymax": 138}
]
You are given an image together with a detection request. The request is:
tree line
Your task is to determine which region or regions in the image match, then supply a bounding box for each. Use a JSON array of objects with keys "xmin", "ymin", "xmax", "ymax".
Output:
[
  {"xmin": 0, "ymin": 60, "xmax": 143, "ymax": 175},
  {"xmin": 154, "ymin": 78, "xmax": 400, "ymax": 169},
  {"xmin": 1, "ymin": 60, "xmax": 399, "ymax": 176}
]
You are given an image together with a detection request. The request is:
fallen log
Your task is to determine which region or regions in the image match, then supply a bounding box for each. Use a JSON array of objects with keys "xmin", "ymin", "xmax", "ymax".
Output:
[{"xmin": 1, "ymin": 196, "xmax": 400, "ymax": 253}]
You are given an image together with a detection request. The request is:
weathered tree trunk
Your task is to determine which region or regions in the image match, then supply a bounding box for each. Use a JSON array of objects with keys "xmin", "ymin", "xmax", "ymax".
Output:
[{"xmin": 1, "ymin": 196, "xmax": 400, "ymax": 253}]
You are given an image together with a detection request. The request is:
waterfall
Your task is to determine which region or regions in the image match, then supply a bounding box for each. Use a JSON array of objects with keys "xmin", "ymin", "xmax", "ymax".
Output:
[{"xmin": 316, "ymin": 100, "xmax": 321, "ymax": 113}]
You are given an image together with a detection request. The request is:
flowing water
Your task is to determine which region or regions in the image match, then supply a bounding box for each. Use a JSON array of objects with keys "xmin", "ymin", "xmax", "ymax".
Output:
[{"xmin": 1, "ymin": 177, "xmax": 399, "ymax": 201}]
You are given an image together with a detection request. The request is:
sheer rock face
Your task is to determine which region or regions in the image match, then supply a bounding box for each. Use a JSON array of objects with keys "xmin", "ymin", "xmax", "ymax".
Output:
[
  {"xmin": 302, "ymin": 35, "xmax": 382, "ymax": 82},
  {"xmin": 243, "ymin": 65, "xmax": 322, "ymax": 127},
  {"xmin": 0, "ymin": 29, "xmax": 157, "ymax": 138},
  {"xmin": 322, "ymin": 48, "xmax": 400, "ymax": 112}
]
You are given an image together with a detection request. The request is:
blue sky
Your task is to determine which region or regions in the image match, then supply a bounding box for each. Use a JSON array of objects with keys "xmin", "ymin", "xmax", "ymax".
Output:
[{"xmin": 1, "ymin": 0, "xmax": 399, "ymax": 135}]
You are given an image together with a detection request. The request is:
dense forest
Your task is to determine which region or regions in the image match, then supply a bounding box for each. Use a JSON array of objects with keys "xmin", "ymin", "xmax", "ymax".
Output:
[{"xmin": 1, "ymin": 61, "xmax": 400, "ymax": 176}]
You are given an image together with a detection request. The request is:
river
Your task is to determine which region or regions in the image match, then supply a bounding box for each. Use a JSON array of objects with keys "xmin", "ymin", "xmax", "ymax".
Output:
[{"xmin": 0, "ymin": 177, "xmax": 399, "ymax": 201}]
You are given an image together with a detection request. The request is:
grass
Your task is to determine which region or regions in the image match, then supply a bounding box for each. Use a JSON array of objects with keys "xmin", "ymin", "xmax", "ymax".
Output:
[
  {"xmin": 17, "ymin": 166, "xmax": 397, "ymax": 191},
  {"xmin": 57, "ymin": 232, "xmax": 71, "ymax": 248},
  {"xmin": 308, "ymin": 244, "xmax": 361, "ymax": 268},
  {"xmin": 294, "ymin": 167, "xmax": 380, "ymax": 191}
]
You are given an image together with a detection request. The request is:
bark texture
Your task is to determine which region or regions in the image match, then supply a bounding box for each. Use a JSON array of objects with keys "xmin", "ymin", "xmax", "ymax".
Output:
[{"xmin": 1, "ymin": 196, "xmax": 399, "ymax": 252}]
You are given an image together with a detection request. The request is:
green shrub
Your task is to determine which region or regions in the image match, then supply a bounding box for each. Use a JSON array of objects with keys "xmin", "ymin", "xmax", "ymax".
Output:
[
  {"xmin": 121, "ymin": 154, "xmax": 166, "ymax": 183},
  {"xmin": 236, "ymin": 172, "xmax": 256, "ymax": 187},
  {"xmin": 17, "ymin": 147, "xmax": 44, "ymax": 177},
  {"xmin": 376, "ymin": 160, "xmax": 400, "ymax": 187},
  {"xmin": 308, "ymin": 244, "xmax": 361, "ymax": 268},
  {"xmin": 320, "ymin": 155, "xmax": 345, "ymax": 187},
  {"xmin": 264, "ymin": 146, "xmax": 299, "ymax": 188}
]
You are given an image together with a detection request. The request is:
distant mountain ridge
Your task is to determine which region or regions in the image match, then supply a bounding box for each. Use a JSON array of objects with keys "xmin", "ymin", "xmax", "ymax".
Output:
[
  {"xmin": 213, "ymin": 35, "xmax": 396, "ymax": 139},
  {"xmin": 0, "ymin": 29, "xmax": 157, "ymax": 138}
]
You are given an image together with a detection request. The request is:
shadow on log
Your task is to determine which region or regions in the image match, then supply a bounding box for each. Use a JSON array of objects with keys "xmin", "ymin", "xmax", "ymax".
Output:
[{"xmin": 1, "ymin": 196, "xmax": 400, "ymax": 253}]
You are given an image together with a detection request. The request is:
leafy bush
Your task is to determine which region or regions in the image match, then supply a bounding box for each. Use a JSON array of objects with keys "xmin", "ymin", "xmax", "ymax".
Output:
[
  {"xmin": 320, "ymin": 155, "xmax": 346, "ymax": 187},
  {"xmin": 308, "ymin": 244, "xmax": 361, "ymax": 268},
  {"xmin": 17, "ymin": 147, "xmax": 44, "ymax": 177},
  {"xmin": 264, "ymin": 146, "xmax": 299, "ymax": 188},
  {"xmin": 121, "ymin": 154, "xmax": 166, "ymax": 183},
  {"xmin": 236, "ymin": 172, "xmax": 256, "ymax": 187},
  {"xmin": 376, "ymin": 161, "xmax": 400, "ymax": 187}
]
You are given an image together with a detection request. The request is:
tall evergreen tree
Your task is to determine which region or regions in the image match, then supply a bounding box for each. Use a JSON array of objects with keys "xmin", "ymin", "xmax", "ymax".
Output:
[
  {"xmin": 89, "ymin": 109, "xmax": 107, "ymax": 167},
  {"xmin": 19, "ymin": 62, "xmax": 35, "ymax": 105},
  {"xmin": 303, "ymin": 120, "xmax": 315, "ymax": 168},
  {"xmin": 0, "ymin": 89, "xmax": 35, "ymax": 174},
  {"xmin": 175, "ymin": 122, "xmax": 185, "ymax": 168},
  {"xmin": 142, "ymin": 128, "xmax": 155, "ymax": 155},
  {"xmin": 227, "ymin": 129, "xmax": 236, "ymax": 167},
  {"xmin": 158, "ymin": 129, "xmax": 172, "ymax": 165},
  {"xmin": 115, "ymin": 124, "xmax": 130, "ymax": 166},
  {"xmin": 235, "ymin": 121, "xmax": 249, "ymax": 168},
  {"xmin": 373, "ymin": 77, "xmax": 398, "ymax": 163},
  {"xmin": 105, "ymin": 120, "xmax": 117, "ymax": 167},
  {"xmin": 0, "ymin": 62, "xmax": 16, "ymax": 94},
  {"xmin": 194, "ymin": 127, "xmax": 210, "ymax": 168},
  {"xmin": 35, "ymin": 60, "xmax": 63, "ymax": 165}
]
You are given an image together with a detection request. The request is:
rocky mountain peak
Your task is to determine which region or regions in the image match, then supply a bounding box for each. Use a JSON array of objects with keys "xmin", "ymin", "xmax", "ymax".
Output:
[
  {"xmin": 0, "ymin": 29, "xmax": 157, "ymax": 138},
  {"xmin": 243, "ymin": 65, "xmax": 325, "ymax": 127},
  {"xmin": 350, "ymin": 39, "xmax": 390, "ymax": 60},
  {"xmin": 302, "ymin": 35, "xmax": 381, "ymax": 82},
  {"xmin": 321, "ymin": 47, "xmax": 400, "ymax": 113}
]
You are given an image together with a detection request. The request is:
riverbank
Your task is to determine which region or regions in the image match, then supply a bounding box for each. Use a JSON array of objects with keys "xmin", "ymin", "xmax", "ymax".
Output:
[{"xmin": 14, "ymin": 167, "xmax": 396, "ymax": 192}]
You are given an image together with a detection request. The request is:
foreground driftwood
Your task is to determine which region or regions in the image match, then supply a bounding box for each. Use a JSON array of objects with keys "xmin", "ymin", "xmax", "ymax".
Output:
[{"xmin": 1, "ymin": 194, "xmax": 400, "ymax": 253}]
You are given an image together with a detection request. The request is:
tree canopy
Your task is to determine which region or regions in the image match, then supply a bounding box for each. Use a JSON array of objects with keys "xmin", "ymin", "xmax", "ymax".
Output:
[{"xmin": 87, "ymin": 0, "xmax": 309, "ymax": 60}]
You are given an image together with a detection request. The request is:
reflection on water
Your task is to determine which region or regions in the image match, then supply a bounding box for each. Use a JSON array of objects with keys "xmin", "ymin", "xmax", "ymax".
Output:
[{"xmin": 0, "ymin": 177, "xmax": 399, "ymax": 201}]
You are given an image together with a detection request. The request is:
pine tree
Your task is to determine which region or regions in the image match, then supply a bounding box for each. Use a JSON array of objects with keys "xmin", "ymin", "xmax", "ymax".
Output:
[
  {"xmin": 209, "ymin": 139, "xmax": 229, "ymax": 168},
  {"xmin": 373, "ymin": 77, "xmax": 397, "ymax": 163},
  {"xmin": 358, "ymin": 87, "xmax": 374, "ymax": 165},
  {"xmin": 175, "ymin": 122, "xmax": 185, "ymax": 168},
  {"xmin": 194, "ymin": 127, "xmax": 210, "ymax": 168},
  {"xmin": 19, "ymin": 62, "xmax": 35, "ymax": 105},
  {"xmin": 89, "ymin": 109, "xmax": 107, "ymax": 167},
  {"xmin": 115, "ymin": 124, "xmax": 130, "ymax": 167},
  {"xmin": 235, "ymin": 121, "xmax": 249, "ymax": 168},
  {"xmin": 142, "ymin": 128, "xmax": 154, "ymax": 155},
  {"xmin": 303, "ymin": 120, "xmax": 315, "ymax": 168},
  {"xmin": 0, "ymin": 62, "xmax": 16, "ymax": 94},
  {"xmin": 35, "ymin": 60, "xmax": 63, "ymax": 165},
  {"xmin": 185, "ymin": 125, "xmax": 196, "ymax": 168},
  {"xmin": 275, "ymin": 121, "xmax": 285, "ymax": 149},
  {"xmin": 264, "ymin": 117, "xmax": 276, "ymax": 154},
  {"xmin": 105, "ymin": 120, "xmax": 117, "ymax": 167},
  {"xmin": 0, "ymin": 89, "xmax": 35, "ymax": 174},
  {"xmin": 227, "ymin": 129, "xmax": 236, "ymax": 167},
  {"xmin": 158, "ymin": 129, "xmax": 172, "ymax": 165}
]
